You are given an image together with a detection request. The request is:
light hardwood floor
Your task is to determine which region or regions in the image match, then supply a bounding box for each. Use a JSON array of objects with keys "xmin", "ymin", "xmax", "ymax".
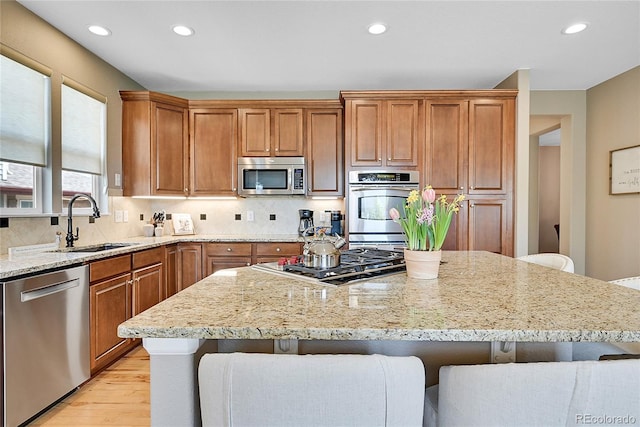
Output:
[{"xmin": 29, "ymin": 346, "xmax": 150, "ymax": 426}]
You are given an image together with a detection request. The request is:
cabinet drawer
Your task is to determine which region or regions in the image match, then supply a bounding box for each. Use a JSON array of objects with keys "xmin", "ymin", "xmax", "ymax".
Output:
[
  {"xmin": 132, "ymin": 247, "xmax": 164, "ymax": 269},
  {"xmin": 255, "ymin": 242, "xmax": 302, "ymax": 256},
  {"xmin": 90, "ymin": 254, "xmax": 132, "ymax": 283},
  {"xmin": 206, "ymin": 243, "xmax": 252, "ymax": 257}
]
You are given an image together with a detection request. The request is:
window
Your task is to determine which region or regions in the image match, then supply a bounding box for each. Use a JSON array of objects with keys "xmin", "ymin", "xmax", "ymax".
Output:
[
  {"xmin": 0, "ymin": 54, "xmax": 50, "ymax": 215},
  {"xmin": 61, "ymin": 80, "xmax": 107, "ymax": 212}
]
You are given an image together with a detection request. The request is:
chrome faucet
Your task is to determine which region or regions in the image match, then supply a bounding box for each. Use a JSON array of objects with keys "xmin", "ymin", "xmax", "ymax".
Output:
[{"xmin": 66, "ymin": 194, "xmax": 101, "ymax": 247}]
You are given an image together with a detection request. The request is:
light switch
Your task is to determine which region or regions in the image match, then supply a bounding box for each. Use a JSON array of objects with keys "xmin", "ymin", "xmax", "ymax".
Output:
[
  {"xmin": 123, "ymin": 210, "xmax": 129, "ymax": 222},
  {"xmin": 114, "ymin": 210, "xmax": 123, "ymax": 223}
]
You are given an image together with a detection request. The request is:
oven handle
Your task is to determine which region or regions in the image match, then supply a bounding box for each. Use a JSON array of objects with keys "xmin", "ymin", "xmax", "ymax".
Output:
[{"xmin": 348, "ymin": 186, "xmax": 419, "ymax": 192}]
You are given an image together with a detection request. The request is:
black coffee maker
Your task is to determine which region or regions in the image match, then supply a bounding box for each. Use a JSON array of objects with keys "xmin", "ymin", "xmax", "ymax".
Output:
[
  {"xmin": 298, "ymin": 209, "xmax": 314, "ymax": 236},
  {"xmin": 330, "ymin": 211, "xmax": 344, "ymax": 236}
]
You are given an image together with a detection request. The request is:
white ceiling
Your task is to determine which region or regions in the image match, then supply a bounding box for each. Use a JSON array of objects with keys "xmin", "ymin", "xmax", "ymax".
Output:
[{"xmin": 17, "ymin": 0, "xmax": 640, "ymax": 94}]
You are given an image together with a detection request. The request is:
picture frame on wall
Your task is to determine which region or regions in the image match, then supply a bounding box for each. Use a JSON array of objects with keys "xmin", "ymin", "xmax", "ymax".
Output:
[{"xmin": 609, "ymin": 145, "xmax": 640, "ymax": 195}]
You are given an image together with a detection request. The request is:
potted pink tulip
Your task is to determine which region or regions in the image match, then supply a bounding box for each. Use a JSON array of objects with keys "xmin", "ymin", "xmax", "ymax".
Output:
[{"xmin": 389, "ymin": 186, "xmax": 464, "ymax": 279}]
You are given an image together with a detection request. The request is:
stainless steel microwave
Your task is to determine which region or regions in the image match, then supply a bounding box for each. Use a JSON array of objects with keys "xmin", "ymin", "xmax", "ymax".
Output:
[{"xmin": 237, "ymin": 157, "xmax": 306, "ymax": 196}]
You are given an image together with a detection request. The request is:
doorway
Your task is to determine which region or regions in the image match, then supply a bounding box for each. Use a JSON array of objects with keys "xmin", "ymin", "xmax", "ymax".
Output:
[{"xmin": 537, "ymin": 128, "xmax": 561, "ymax": 253}]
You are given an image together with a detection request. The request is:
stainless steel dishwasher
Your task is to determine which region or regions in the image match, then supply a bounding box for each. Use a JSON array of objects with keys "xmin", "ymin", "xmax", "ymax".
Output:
[{"xmin": 2, "ymin": 265, "xmax": 90, "ymax": 427}]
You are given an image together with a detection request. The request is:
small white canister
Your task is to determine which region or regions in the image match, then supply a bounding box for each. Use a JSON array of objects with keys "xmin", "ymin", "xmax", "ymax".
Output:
[
  {"xmin": 143, "ymin": 224, "xmax": 155, "ymax": 237},
  {"xmin": 154, "ymin": 226, "xmax": 164, "ymax": 237}
]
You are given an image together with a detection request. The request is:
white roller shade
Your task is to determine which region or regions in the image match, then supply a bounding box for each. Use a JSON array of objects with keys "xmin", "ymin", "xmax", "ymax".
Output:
[
  {"xmin": 61, "ymin": 82, "xmax": 106, "ymax": 175},
  {"xmin": 0, "ymin": 54, "xmax": 50, "ymax": 166}
]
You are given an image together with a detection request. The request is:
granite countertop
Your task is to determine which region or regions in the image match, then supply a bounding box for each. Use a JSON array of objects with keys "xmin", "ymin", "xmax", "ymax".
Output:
[
  {"xmin": 0, "ymin": 234, "xmax": 302, "ymax": 280},
  {"xmin": 118, "ymin": 251, "xmax": 640, "ymax": 343}
]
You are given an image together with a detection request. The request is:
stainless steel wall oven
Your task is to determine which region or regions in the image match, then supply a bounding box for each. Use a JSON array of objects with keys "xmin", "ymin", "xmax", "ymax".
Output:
[{"xmin": 347, "ymin": 170, "xmax": 420, "ymax": 247}]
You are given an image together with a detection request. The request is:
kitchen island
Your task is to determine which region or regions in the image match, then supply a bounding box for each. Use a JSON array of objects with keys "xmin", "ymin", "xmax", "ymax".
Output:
[{"xmin": 118, "ymin": 251, "xmax": 640, "ymax": 426}]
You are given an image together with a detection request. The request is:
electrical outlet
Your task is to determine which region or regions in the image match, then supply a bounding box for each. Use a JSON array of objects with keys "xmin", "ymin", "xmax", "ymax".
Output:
[
  {"xmin": 114, "ymin": 173, "xmax": 121, "ymax": 187},
  {"xmin": 114, "ymin": 210, "xmax": 123, "ymax": 223},
  {"xmin": 247, "ymin": 211, "xmax": 255, "ymax": 222},
  {"xmin": 123, "ymin": 210, "xmax": 129, "ymax": 222}
]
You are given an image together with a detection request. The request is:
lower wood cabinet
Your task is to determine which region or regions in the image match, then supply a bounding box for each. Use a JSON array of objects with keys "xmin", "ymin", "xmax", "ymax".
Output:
[
  {"xmin": 89, "ymin": 247, "xmax": 163, "ymax": 374},
  {"xmin": 89, "ymin": 271, "xmax": 132, "ymax": 375},
  {"xmin": 164, "ymin": 244, "xmax": 178, "ymax": 298},
  {"xmin": 254, "ymin": 242, "xmax": 303, "ymax": 264},
  {"xmin": 205, "ymin": 243, "xmax": 252, "ymax": 276},
  {"xmin": 177, "ymin": 243, "xmax": 203, "ymax": 291}
]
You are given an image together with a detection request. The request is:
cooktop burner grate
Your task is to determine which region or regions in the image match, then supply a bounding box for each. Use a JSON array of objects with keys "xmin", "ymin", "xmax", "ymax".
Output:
[{"xmin": 282, "ymin": 248, "xmax": 406, "ymax": 283}]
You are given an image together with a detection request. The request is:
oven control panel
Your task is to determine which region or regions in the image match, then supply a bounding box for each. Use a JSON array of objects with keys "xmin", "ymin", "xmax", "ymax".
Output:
[{"xmin": 348, "ymin": 170, "xmax": 419, "ymax": 184}]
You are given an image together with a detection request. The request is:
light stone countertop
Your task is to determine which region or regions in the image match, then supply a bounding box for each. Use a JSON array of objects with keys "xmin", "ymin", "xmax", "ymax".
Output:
[
  {"xmin": 118, "ymin": 251, "xmax": 640, "ymax": 343},
  {"xmin": 0, "ymin": 234, "xmax": 302, "ymax": 280}
]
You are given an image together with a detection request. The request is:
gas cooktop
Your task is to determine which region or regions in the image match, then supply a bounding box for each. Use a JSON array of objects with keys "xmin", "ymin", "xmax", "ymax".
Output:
[{"xmin": 252, "ymin": 248, "xmax": 406, "ymax": 286}]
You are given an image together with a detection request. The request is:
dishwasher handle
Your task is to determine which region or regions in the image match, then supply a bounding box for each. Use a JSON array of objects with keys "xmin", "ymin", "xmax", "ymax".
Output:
[{"xmin": 21, "ymin": 277, "xmax": 80, "ymax": 302}]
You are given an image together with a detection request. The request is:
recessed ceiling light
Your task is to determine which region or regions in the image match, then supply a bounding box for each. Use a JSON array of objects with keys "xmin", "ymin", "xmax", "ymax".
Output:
[
  {"xmin": 562, "ymin": 22, "xmax": 588, "ymax": 35},
  {"xmin": 368, "ymin": 23, "xmax": 387, "ymax": 35},
  {"xmin": 172, "ymin": 25, "xmax": 195, "ymax": 36},
  {"xmin": 88, "ymin": 25, "xmax": 111, "ymax": 36}
]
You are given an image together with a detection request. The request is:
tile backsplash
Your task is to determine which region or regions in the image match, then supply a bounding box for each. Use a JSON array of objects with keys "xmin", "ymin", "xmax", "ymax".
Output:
[{"xmin": 0, "ymin": 196, "xmax": 344, "ymax": 254}]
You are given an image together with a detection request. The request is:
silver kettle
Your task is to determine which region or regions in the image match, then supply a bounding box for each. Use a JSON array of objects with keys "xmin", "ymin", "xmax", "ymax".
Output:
[{"xmin": 301, "ymin": 228, "xmax": 346, "ymax": 269}]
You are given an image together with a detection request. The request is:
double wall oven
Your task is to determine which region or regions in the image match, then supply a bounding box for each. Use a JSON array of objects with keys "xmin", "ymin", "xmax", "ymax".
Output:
[{"xmin": 347, "ymin": 170, "xmax": 420, "ymax": 248}]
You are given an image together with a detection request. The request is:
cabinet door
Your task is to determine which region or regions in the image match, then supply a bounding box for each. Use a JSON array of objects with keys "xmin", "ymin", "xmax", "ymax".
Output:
[
  {"xmin": 190, "ymin": 109, "xmax": 238, "ymax": 195},
  {"xmin": 468, "ymin": 99, "xmax": 515, "ymax": 195},
  {"xmin": 385, "ymin": 100, "xmax": 419, "ymax": 167},
  {"xmin": 424, "ymin": 100, "xmax": 468, "ymax": 193},
  {"xmin": 177, "ymin": 243, "xmax": 203, "ymax": 291},
  {"xmin": 239, "ymin": 108, "xmax": 271, "ymax": 156},
  {"xmin": 273, "ymin": 109, "xmax": 304, "ymax": 156},
  {"xmin": 254, "ymin": 242, "xmax": 303, "ymax": 264},
  {"xmin": 348, "ymin": 100, "xmax": 383, "ymax": 167},
  {"xmin": 467, "ymin": 198, "xmax": 512, "ymax": 256},
  {"xmin": 164, "ymin": 244, "xmax": 178, "ymax": 298},
  {"xmin": 205, "ymin": 257, "xmax": 252, "ymax": 275},
  {"xmin": 152, "ymin": 102, "xmax": 189, "ymax": 195},
  {"xmin": 306, "ymin": 109, "xmax": 344, "ymax": 196},
  {"xmin": 90, "ymin": 273, "xmax": 132, "ymax": 373},
  {"xmin": 132, "ymin": 263, "xmax": 164, "ymax": 315}
]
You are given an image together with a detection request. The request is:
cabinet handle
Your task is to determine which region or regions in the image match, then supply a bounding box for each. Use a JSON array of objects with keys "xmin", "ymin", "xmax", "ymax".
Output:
[
  {"xmin": 460, "ymin": 186, "xmax": 464, "ymax": 190},
  {"xmin": 470, "ymin": 204, "xmax": 475, "ymax": 208},
  {"xmin": 266, "ymin": 148, "xmax": 270, "ymax": 152},
  {"xmin": 227, "ymin": 248, "xmax": 232, "ymax": 252},
  {"xmin": 470, "ymin": 186, "xmax": 475, "ymax": 190},
  {"xmin": 184, "ymin": 188, "xmax": 188, "ymax": 193},
  {"xmin": 233, "ymin": 187, "xmax": 237, "ymax": 191},
  {"xmin": 387, "ymin": 158, "xmax": 391, "ymax": 161},
  {"xmin": 276, "ymin": 247, "xmax": 281, "ymax": 252},
  {"xmin": 275, "ymin": 148, "xmax": 279, "ymax": 152},
  {"xmin": 246, "ymin": 262, "xmax": 251, "ymax": 266},
  {"xmin": 378, "ymin": 158, "xmax": 382, "ymax": 162},
  {"xmin": 127, "ymin": 280, "xmax": 134, "ymax": 285}
]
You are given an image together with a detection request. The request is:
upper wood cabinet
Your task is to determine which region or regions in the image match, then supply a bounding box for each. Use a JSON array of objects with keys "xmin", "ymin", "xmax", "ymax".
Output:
[
  {"xmin": 306, "ymin": 108, "xmax": 344, "ymax": 196},
  {"xmin": 239, "ymin": 108, "xmax": 304, "ymax": 157},
  {"xmin": 343, "ymin": 98, "xmax": 420, "ymax": 168},
  {"xmin": 121, "ymin": 91, "xmax": 189, "ymax": 197},
  {"xmin": 190, "ymin": 108, "xmax": 238, "ymax": 196},
  {"xmin": 468, "ymin": 99, "xmax": 514, "ymax": 196}
]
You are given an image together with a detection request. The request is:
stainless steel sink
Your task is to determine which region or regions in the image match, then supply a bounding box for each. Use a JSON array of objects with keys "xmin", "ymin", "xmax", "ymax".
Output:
[{"xmin": 65, "ymin": 243, "xmax": 135, "ymax": 253}]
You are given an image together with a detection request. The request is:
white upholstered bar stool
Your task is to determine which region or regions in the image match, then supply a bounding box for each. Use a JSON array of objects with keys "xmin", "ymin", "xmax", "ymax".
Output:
[
  {"xmin": 610, "ymin": 275, "xmax": 640, "ymax": 290},
  {"xmin": 517, "ymin": 253, "xmax": 575, "ymax": 273},
  {"xmin": 198, "ymin": 352, "xmax": 426, "ymax": 427},
  {"xmin": 423, "ymin": 359, "xmax": 640, "ymax": 427}
]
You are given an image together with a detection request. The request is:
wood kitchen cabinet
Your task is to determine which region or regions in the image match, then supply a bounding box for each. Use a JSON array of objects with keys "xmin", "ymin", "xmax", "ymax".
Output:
[
  {"xmin": 190, "ymin": 108, "xmax": 238, "ymax": 196},
  {"xmin": 205, "ymin": 243, "xmax": 252, "ymax": 275},
  {"xmin": 121, "ymin": 91, "xmax": 189, "ymax": 197},
  {"xmin": 177, "ymin": 243, "xmax": 203, "ymax": 291},
  {"xmin": 306, "ymin": 108, "xmax": 344, "ymax": 196},
  {"xmin": 254, "ymin": 242, "xmax": 303, "ymax": 264},
  {"xmin": 89, "ymin": 248, "xmax": 164, "ymax": 374},
  {"xmin": 239, "ymin": 108, "xmax": 304, "ymax": 157},
  {"xmin": 131, "ymin": 248, "xmax": 164, "ymax": 315},
  {"xmin": 343, "ymin": 97, "xmax": 420, "ymax": 168},
  {"xmin": 164, "ymin": 244, "xmax": 178, "ymax": 298},
  {"xmin": 89, "ymin": 254, "xmax": 133, "ymax": 374}
]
